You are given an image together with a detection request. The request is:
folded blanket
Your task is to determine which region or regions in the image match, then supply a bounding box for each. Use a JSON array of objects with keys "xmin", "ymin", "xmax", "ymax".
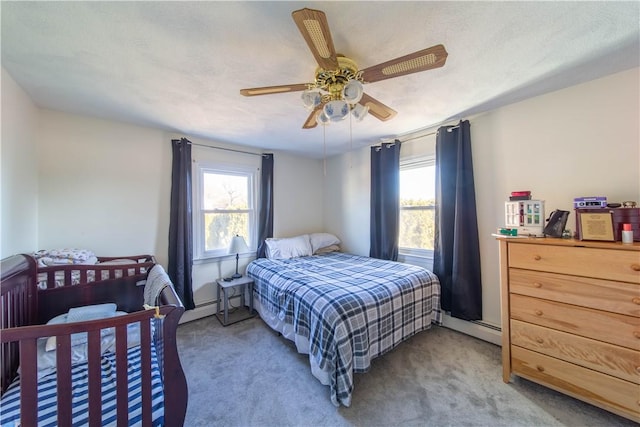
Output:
[
  {"xmin": 33, "ymin": 248, "xmax": 98, "ymax": 267},
  {"xmin": 144, "ymin": 264, "xmax": 173, "ymax": 306}
]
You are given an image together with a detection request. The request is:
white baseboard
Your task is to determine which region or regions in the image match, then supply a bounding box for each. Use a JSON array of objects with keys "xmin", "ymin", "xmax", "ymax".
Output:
[
  {"xmin": 180, "ymin": 301, "xmax": 503, "ymax": 348},
  {"xmin": 179, "ymin": 300, "xmax": 216, "ymax": 324},
  {"xmin": 441, "ymin": 314, "xmax": 502, "ymax": 346}
]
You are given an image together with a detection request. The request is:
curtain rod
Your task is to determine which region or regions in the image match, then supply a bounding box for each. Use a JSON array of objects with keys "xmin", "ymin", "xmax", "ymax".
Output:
[
  {"xmin": 378, "ymin": 121, "xmax": 461, "ymax": 145},
  {"xmin": 189, "ymin": 141, "xmax": 265, "ymax": 157}
]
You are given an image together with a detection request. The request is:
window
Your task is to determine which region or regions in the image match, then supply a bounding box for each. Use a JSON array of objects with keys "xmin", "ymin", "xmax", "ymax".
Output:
[
  {"xmin": 194, "ymin": 163, "xmax": 257, "ymax": 259},
  {"xmin": 399, "ymin": 158, "xmax": 436, "ymax": 255}
]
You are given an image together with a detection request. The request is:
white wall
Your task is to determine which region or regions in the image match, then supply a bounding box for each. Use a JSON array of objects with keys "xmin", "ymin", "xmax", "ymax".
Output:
[
  {"xmin": 36, "ymin": 110, "xmax": 171, "ymax": 260},
  {"xmin": 325, "ymin": 67, "xmax": 640, "ymax": 340},
  {"xmin": 1, "ymin": 68, "xmax": 40, "ymax": 257},
  {"xmin": 273, "ymin": 151, "xmax": 325, "ymax": 237}
]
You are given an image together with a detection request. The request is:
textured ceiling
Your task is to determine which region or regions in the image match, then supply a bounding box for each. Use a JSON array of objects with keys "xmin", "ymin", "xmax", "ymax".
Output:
[{"xmin": 2, "ymin": 1, "xmax": 639, "ymax": 158}]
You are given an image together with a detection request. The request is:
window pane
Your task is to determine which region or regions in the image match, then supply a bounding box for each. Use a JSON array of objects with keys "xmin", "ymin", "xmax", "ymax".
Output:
[
  {"xmin": 204, "ymin": 212, "xmax": 249, "ymax": 252},
  {"xmin": 400, "ymin": 166, "xmax": 435, "ymax": 206},
  {"xmin": 203, "ymin": 173, "xmax": 248, "ymax": 210},
  {"xmin": 399, "ymin": 164, "xmax": 436, "ymax": 250},
  {"xmin": 399, "ymin": 209, "xmax": 435, "ymax": 250}
]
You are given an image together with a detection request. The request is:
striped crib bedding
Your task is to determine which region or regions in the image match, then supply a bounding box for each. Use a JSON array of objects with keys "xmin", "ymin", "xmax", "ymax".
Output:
[{"xmin": 0, "ymin": 345, "xmax": 164, "ymax": 427}]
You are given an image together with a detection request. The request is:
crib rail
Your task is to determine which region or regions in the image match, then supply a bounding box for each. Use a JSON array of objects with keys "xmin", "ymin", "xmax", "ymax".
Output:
[
  {"xmin": 1, "ymin": 308, "xmax": 170, "ymax": 427},
  {"xmin": 38, "ymin": 254, "xmax": 155, "ymax": 289},
  {"xmin": 0, "ymin": 255, "xmax": 37, "ymax": 394}
]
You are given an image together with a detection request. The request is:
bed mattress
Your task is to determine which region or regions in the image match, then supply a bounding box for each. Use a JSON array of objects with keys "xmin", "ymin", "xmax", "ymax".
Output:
[{"xmin": 247, "ymin": 252, "xmax": 442, "ymax": 406}]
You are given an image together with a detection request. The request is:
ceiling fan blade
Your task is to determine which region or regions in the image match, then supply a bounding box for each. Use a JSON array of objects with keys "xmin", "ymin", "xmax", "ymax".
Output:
[
  {"xmin": 292, "ymin": 8, "xmax": 339, "ymax": 70},
  {"xmin": 240, "ymin": 83, "xmax": 309, "ymax": 97},
  {"xmin": 359, "ymin": 93, "xmax": 397, "ymax": 121},
  {"xmin": 360, "ymin": 44, "xmax": 448, "ymax": 83},
  {"xmin": 302, "ymin": 103, "xmax": 325, "ymax": 129}
]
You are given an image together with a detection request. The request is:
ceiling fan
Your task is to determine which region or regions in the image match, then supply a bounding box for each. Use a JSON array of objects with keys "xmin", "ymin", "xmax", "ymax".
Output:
[{"xmin": 240, "ymin": 8, "xmax": 448, "ymax": 129}]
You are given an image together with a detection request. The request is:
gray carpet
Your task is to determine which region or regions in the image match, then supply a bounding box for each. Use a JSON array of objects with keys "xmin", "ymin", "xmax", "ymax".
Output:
[{"xmin": 177, "ymin": 316, "xmax": 635, "ymax": 427}]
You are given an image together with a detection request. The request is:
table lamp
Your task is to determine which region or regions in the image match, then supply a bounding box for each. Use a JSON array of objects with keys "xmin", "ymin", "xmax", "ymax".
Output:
[{"xmin": 229, "ymin": 235, "xmax": 249, "ymax": 279}]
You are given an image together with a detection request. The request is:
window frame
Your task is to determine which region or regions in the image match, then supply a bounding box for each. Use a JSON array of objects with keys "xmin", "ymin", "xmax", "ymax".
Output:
[
  {"xmin": 193, "ymin": 161, "xmax": 258, "ymax": 260},
  {"xmin": 398, "ymin": 156, "xmax": 436, "ymax": 259}
]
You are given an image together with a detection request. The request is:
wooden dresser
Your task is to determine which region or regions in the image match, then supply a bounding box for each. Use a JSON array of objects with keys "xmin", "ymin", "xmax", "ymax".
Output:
[{"xmin": 498, "ymin": 237, "xmax": 640, "ymax": 422}]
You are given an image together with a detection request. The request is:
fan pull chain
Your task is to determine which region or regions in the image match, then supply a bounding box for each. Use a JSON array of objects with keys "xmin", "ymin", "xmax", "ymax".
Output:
[
  {"xmin": 323, "ymin": 123, "xmax": 327, "ymax": 176},
  {"xmin": 349, "ymin": 108, "xmax": 353, "ymax": 169}
]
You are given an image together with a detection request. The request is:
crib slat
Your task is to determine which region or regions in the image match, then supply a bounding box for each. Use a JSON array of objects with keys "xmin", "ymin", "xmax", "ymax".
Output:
[
  {"xmin": 115, "ymin": 325, "xmax": 128, "ymax": 426},
  {"xmin": 19, "ymin": 339, "xmax": 38, "ymax": 427},
  {"xmin": 140, "ymin": 320, "xmax": 152, "ymax": 427},
  {"xmin": 56, "ymin": 334, "xmax": 73, "ymax": 426},
  {"xmin": 87, "ymin": 330, "xmax": 102, "ymax": 427}
]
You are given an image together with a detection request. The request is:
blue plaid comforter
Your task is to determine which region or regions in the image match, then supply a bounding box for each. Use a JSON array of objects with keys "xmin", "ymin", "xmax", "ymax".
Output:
[{"xmin": 247, "ymin": 252, "xmax": 442, "ymax": 406}]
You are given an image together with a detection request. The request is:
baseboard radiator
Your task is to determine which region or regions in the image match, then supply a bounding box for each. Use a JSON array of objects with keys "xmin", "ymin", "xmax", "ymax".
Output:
[{"xmin": 442, "ymin": 314, "xmax": 502, "ymax": 346}]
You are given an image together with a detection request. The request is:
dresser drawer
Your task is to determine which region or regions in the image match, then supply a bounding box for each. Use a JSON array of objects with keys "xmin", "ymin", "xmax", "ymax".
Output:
[
  {"xmin": 511, "ymin": 346, "xmax": 640, "ymax": 422},
  {"xmin": 510, "ymin": 294, "xmax": 640, "ymax": 350},
  {"xmin": 511, "ymin": 319, "xmax": 640, "ymax": 383},
  {"xmin": 509, "ymin": 269, "xmax": 640, "ymax": 317},
  {"xmin": 508, "ymin": 244, "xmax": 640, "ymax": 283}
]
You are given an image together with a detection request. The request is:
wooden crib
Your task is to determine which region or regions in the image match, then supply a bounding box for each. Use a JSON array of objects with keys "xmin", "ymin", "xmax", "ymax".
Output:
[
  {"xmin": 36, "ymin": 254, "xmax": 156, "ymax": 289},
  {"xmin": 0, "ymin": 254, "xmax": 188, "ymax": 426}
]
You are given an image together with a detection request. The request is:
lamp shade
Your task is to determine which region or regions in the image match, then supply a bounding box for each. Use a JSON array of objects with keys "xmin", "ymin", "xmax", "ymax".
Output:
[
  {"xmin": 228, "ymin": 235, "xmax": 249, "ymax": 254},
  {"xmin": 351, "ymin": 103, "xmax": 369, "ymax": 122},
  {"xmin": 317, "ymin": 111, "xmax": 330, "ymax": 125},
  {"xmin": 323, "ymin": 100, "xmax": 350, "ymax": 122},
  {"xmin": 342, "ymin": 80, "xmax": 364, "ymax": 104},
  {"xmin": 301, "ymin": 90, "xmax": 322, "ymax": 110}
]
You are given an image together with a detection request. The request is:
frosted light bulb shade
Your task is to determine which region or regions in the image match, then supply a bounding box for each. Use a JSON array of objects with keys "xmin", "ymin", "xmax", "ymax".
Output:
[
  {"xmin": 323, "ymin": 100, "xmax": 350, "ymax": 122},
  {"xmin": 342, "ymin": 80, "xmax": 364, "ymax": 104},
  {"xmin": 317, "ymin": 111, "xmax": 330, "ymax": 125},
  {"xmin": 351, "ymin": 104, "xmax": 369, "ymax": 122},
  {"xmin": 301, "ymin": 90, "xmax": 322, "ymax": 110}
]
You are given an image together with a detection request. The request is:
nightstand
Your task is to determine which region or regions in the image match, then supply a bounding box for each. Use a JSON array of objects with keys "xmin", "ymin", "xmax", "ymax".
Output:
[{"xmin": 215, "ymin": 276, "xmax": 256, "ymax": 326}]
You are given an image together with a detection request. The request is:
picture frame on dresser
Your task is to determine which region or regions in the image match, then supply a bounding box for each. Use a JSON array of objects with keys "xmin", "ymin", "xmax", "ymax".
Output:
[{"xmin": 576, "ymin": 210, "xmax": 615, "ymax": 241}]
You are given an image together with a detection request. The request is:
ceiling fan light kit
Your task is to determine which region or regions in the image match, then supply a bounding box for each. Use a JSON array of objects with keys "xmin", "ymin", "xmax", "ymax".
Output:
[
  {"xmin": 301, "ymin": 90, "xmax": 322, "ymax": 110},
  {"xmin": 323, "ymin": 100, "xmax": 350, "ymax": 122},
  {"xmin": 240, "ymin": 7, "xmax": 448, "ymax": 129}
]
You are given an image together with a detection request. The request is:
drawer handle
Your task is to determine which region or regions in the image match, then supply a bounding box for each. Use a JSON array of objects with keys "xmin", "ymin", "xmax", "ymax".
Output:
[
  {"xmin": 634, "ymin": 331, "xmax": 640, "ymax": 339},
  {"xmin": 533, "ymin": 255, "xmax": 542, "ymax": 261},
  {"xmin": 536, "ymin": 338, "xmax": 544, "ymax": 344},
  {"xmin": 633, "ymin": 297, "xmax": 640, "ymax": 305},
  {"xmin": 536, "ymin": 365, "xmax": 545, "ymax": 372},
  {"xmin": 534, "ymin": 310, "xmax": 543, "ymax": 316},
  {"xmin": 532, "ymin": 282, "xmax": 542, "ymax": 288},
  {"xmin": 632, "ymin": 264, "xmax": 640, "ymax": 272},
  {"xmin": 636, "ymin": 366, "xmax": 640, "ymax": 374}
]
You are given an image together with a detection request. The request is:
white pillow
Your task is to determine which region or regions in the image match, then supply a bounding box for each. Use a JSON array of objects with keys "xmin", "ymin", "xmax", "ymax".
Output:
[
  {"xmin": 265, "ymin": 234, "xmax": 313, "ymax": 259},
  {"xmin": 45, "ymin": 303, "xmax": 118, "ymax": 351},
  {"xmin": 309, "ymin": 233, "xmax": 341, "ymax": 254},
  {"xmin": 37, "ymin": 312, "xmax": 145, "ymax": 379}
]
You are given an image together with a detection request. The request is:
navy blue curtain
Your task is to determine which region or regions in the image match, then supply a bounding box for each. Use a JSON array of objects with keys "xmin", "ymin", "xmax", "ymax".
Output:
[
  {"xmin": 370, "ymin": 141, "xmax": 401, "ymax": 261},
  {"xmin": 433, "ymin": 120, "xmax": 482, "ymax": 320},
  {"xmin": 256, "ymin": 154, "xmax": 274, "ymax": 258},
  {"xmin": 168, "ymin": 138, "xmax": 195, "ymax": 310}
]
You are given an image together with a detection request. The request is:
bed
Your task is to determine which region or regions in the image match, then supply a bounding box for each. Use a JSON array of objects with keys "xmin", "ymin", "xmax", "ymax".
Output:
[
  {"xmin": 33, "ymin": 249, "xmax": 155, "ymax": 289},
  {"xmin": 246, "ymin": 234, "xmax": 442, "ymax": 407},
  {"xmin": 0, "ymin": 254, "xmax": 188, "ymax": 426}
]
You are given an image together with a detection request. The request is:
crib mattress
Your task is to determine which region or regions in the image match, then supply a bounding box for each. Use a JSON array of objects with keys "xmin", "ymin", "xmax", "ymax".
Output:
[{"xmin": 0, "ymin": 345, "xmax": 164, "ymax": 427}]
